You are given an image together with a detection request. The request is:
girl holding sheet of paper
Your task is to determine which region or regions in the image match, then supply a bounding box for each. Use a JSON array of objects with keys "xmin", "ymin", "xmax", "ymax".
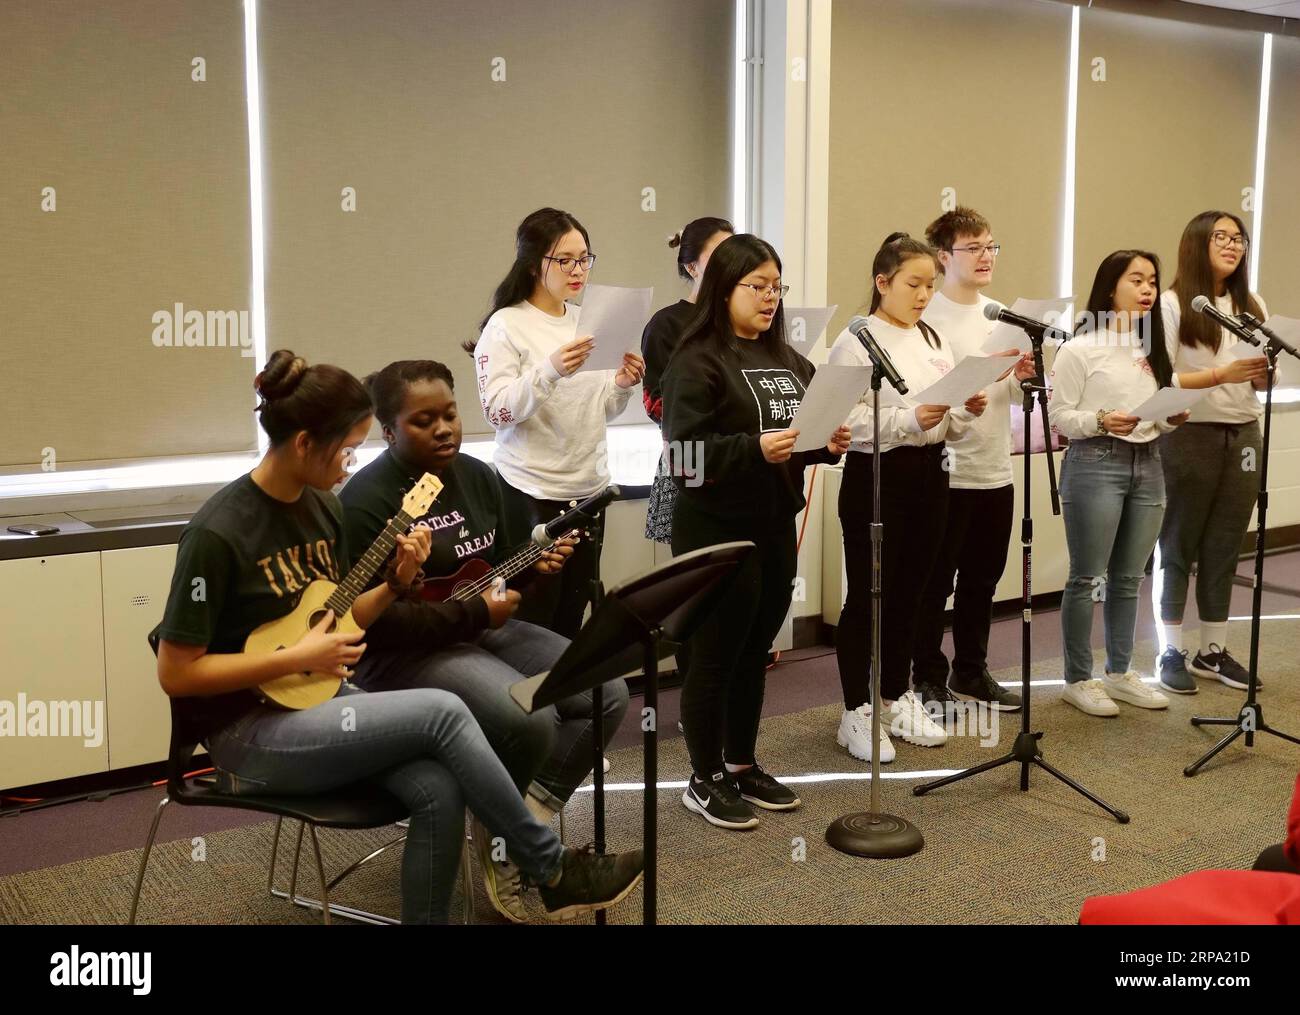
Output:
[
  {"xmin": 661, "ymin": 233, "xmax": 848, "ymax": 830},
  {"xmin": 1048, "ymin": 250, "xmax": 1192, "ymax": 719},
  {"xmin": 642, "ymin": 216, "xmax": 734, "ymax": 544},
  {"xmin": 1152, "ymin": 211, "xmax": 1271, "ymax": 695},
  {"xmin": 469, "ymin": 207, "xmax": 645, "ymax": 638},
  {"xmin": 828, "ymin": 232, "xmax": 987, "ymax": 765}
]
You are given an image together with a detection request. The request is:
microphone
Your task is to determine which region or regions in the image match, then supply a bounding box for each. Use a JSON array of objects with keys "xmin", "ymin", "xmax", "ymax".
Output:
[
  {"xmin": 1235, "ymin": 309, "xmax": 1299, "ymax": 360},
  {"xmin": 530, "ymin": 485, "xmax": 620, "ymax": 546},
  {"xmin": 1190, "ymin": 295, "xmax": 1261, "ymax": 345},
  {"xmin": 847, "ymin": 315, "xmax": 908, "ymax": 394},
  {"xmin": 982, "ymin": 302, "xmax": 1073, "ymax": 345}
]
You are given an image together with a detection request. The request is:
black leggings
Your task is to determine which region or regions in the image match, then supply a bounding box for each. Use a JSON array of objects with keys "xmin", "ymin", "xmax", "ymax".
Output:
[
  {"xmin": 496, "ymin": 477, "xmax": 604, "ymax": 640},
  {"xmin": 836, "ymin": 445, "xmax": 950, "ymax": 705},
  {"xmin": 671, "ymin": 496, "xmax": 797, "ymax": 777}
]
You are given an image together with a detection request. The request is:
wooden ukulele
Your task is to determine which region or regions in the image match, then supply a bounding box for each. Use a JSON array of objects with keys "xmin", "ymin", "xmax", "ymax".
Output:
[
  {"xmin": 246, "ymin": 473, "xmax": 444, "ymax": 710},
  {"xmin": 420, "ymin": 526, "xmax": 583, "ymax": 604}
]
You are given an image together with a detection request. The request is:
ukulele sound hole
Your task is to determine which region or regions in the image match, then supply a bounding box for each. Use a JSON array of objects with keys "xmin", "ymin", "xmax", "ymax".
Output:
[{"xmin": 308, "ymin": 608, "xmax": 336, "ymax": 632}]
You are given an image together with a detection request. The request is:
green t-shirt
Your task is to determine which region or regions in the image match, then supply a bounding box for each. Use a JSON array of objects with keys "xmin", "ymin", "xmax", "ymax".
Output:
[{"xmin": 155, "ymin": 474, "xmax": 349, "ymax": 739}]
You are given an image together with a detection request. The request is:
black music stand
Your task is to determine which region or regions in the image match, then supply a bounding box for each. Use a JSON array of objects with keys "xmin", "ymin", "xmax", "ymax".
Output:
[{"xmin": 510, "ymin": 540, "xmax": 755, "ymax": 925}]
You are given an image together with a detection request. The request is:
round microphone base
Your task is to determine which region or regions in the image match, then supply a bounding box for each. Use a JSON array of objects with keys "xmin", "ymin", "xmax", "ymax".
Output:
[{"xmin": 825, "ymin": 811, "xmax": 924, "ymax": 859}]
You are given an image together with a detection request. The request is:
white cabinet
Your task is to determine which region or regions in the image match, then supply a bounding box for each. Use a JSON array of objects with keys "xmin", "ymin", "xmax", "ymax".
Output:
[
  {"xmin": 101, "ymin": 544, "xmax": 177, "ymax": 771},
  {"xmin": 0, "ymin": 553, "xmax": 109, "ymax": 789}
]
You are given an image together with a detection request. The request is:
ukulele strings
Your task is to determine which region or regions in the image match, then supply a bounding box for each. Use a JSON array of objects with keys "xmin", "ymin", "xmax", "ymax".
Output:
[{"xmin": 451, "ymin": 528, "xmax": 581, "ymax": 601}]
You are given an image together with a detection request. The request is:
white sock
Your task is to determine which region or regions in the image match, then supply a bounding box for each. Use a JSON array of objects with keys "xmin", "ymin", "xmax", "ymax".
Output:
[
  {"xmin": 724, "ymin": 762, "xmax": 750, "ymax": 774},
  {"xmin": 1162, "ymin": 623, "xmax": 1183, "ymax": 652},
  {"xmin": 1201, "ymin": 621, "xmax": 1229, "ymax": 656}
]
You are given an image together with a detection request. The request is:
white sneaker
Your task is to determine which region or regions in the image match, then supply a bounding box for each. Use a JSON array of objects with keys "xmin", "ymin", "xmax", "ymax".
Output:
[
  {"xmin": 1062, "ymin": 678, "xmax": 1119, "ymax": 717},
  {"xmin": 1103, "ymin": 670, "xmax": 1169, "ymax": 710},
  {"xmin": 886, "ymin": 690, "xmax": 949, "ymax": 747},
  {"xmin": 602, "ymin": 756, "xmax": 611, "ymax": 774},
  {"xmin": 837, "ymin": 705, "xmax": 895, "ymax": 763}
]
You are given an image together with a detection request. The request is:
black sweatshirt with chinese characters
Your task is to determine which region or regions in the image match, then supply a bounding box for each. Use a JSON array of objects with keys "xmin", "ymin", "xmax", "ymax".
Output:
[{"xmin": 661, "ymin": 333, "xmax": 841, "ymax": 521}]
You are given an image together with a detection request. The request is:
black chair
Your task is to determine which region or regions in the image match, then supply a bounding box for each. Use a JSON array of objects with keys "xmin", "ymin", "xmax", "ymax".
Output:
[{"xmin": 129, "ymin": 633, "xmax": 473, "ymax": 925}]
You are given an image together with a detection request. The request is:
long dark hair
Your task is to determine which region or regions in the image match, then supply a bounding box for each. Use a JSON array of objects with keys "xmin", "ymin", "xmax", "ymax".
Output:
[
  {"xmin": 669, "ymin": 216, "xmax": 734, "ymax": 281},
  {"xmin": 676, "ymin": 234, "xmax": 800, "ymax": 371},
  {"xmin": 869, "ymin": 232, "xmax": 942, "ymax": 349},
  {"xmin": 1074, "ymin": 250, "xmax": 1174, "ymax": 389},
  {"xmin": 1170, "ymin": 210, "xmax": 1264, "ymax": 353},
  {"xmin": 363, "ymin": 360, "xmax": 456, "ymax": 429},
  {"xmin": 464, "ymin": 207, "xmax": 591, "ymax": 354},
  {"xmin": 254, "ymin": 349, "xmax": 372, "ymax": 456}
]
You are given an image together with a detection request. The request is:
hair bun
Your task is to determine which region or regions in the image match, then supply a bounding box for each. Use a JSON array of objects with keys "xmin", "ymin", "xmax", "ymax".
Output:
[
  {"xmin": 884, "ymin": 231, "xmax": 910, "ymax": 245},
  {"xmin": 667, "ymin": 232, "xmax": 683, "ymax": 249},
  {"xmin": 255, "ymin": 349, "xmax": 308, "ymax": 405}
]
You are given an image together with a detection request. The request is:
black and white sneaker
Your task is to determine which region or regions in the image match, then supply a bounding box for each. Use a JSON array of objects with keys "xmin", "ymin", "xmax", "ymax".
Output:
[
  {"xmin": 733, "ymin": 764, "xmax": 800, "ymax": 811},
  {"xmin": 950, "ymin": 669, "xmax": 1023, "ymax": 711},
  {"xmin": 681, "ymin": 772, "xmax": 759, "ymax": 830},
  {"xmin": 1157, "ymin": 647, "xmax": 1197, "ymax": 695},
  {"xmin": 1190, "ymin": 643, "xmax": 1260, "ymax": 691},
  {"xmin": 915, "ymin": 680, "xmax": 958, "ymax": 712}
]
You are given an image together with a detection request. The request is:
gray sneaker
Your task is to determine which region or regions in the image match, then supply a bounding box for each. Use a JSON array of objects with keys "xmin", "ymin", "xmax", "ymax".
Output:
[
  {"xmin": 471, "ymin": 817, "xmax": 528, "ymax": 924},
  {"xmin": 1157, "ymin": 647, "xmax": 1197, "ymax": 694}
]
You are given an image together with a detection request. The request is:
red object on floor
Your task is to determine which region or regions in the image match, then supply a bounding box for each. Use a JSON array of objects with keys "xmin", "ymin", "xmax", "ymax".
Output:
[{"xmin": 1081, "ymin": 774, "xmax": 1300, "ymax": 925}]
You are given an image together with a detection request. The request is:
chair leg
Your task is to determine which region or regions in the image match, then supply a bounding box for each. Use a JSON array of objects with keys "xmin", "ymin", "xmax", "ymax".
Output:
[
  {"xmin": 288, "ymin": 820, "xmax": 305, "ymax": 902},
  {"xmin": 128, "ymin": 795, "xmax": 170, "ymax": 925},
  {"xmin": 267, "ymin": 817, "xmax": 284, "ymax": 896},
  {"xmin": 308, "ymin": 824, "xmax": 331, "ymax": 925},
  {"xmin": 558, "ymin": 807, "xmax": 566, "ymax": 845}
]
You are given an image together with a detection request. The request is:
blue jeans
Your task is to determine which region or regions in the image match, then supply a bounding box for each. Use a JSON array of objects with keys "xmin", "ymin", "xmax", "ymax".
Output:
[
  {"xmin": 207, "ymin": 685, "xmax": 565, "ymax": 924},
  {"xmin": 353, "ymin": 619, "xmax": 629, "ymax": 810},
  {"xmin": 1059, "ymin": 437, "xmax": 1166, "ymax": 683}
]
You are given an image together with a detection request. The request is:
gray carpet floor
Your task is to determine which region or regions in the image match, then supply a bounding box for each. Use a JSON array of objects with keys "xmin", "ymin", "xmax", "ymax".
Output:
[{"xmin": 2, "ymin": 619, "xmax": 1295, "ymax": 925}]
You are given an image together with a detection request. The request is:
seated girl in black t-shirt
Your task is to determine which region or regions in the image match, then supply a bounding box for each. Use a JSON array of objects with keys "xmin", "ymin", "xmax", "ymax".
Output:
[
  {"xmin": 339, "ymin": 359, "xmax": 630, "ymax": 923},
  {"xmin": 155, "ymin": 349, "xmax": 642, "ymax": 924}
]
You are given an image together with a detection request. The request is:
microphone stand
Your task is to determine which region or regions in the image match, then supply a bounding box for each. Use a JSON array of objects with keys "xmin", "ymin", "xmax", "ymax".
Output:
[
  {"xmin": 1185, "ymin": 318, "xmax": 1300, "ymax": 774},
  {"xmin": 585, "ymin": 500, "xmax": 609, "ymax": 923},
  {"xmin": 915, "ymin": 327, "xmax": 1129, "ymax": 822},
  {"xmin": 827, "ymin": 339, "xmax": 924, "ymax": 858}
]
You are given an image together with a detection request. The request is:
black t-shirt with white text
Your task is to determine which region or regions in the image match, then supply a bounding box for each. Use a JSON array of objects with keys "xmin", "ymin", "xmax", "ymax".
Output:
[
  {"xmin": 154, "ymin": 474, "xmax": 348, "ymax": 740},
  {"xmin": 661, "ymin": 334, "xmax": 841, "ymax": 521}
]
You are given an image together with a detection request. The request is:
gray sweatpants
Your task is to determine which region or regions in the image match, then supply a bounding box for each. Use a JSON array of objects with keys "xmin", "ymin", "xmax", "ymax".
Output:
[{"xmin": 1155, "ymin": 420, "xmax": 1262, "ymax": 624}]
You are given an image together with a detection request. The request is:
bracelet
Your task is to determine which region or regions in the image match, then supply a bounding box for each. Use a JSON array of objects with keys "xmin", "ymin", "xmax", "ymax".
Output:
[
  {"xmin": 1096, "ymin": 409, "xmax": 1108, "ymax": 435},
  {"xmin": 1211, "ymin": 367, "xmax": 1219, "ymax": 385}
]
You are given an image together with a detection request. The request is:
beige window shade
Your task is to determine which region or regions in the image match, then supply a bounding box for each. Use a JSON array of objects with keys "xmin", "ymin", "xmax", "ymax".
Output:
[
  {"xmin": 827, "ymin": 0, "xmax": 1072, "ymax": 343},
  {"xmin": 258, "ymin": 0, "xmax": 734, "ymax": 438},
  {"xmin": 1260, "ymin": 35, "xmax": 1299, "ymax": 319},
  {"xmin": 0, "ymin": 0, "xmax": 256, "ymax": 469},
  {"xmin": 1073, "ymin": 8, "xmax": 1263, "ymax": 300}
]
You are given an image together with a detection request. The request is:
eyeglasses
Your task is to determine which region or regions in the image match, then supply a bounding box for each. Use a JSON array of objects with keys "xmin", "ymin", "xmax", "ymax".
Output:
[
  {"xmin": 1210, "ymin": 231, "xmax": 1249, "ymax": 251},
  {"xmin": 543, "ymin": 254, "xmax": 597, "ymax": 274},
  {"xmin": 737, "ymin": 282, "xmax": 790, "ymax": 300},
  {"xmin": 950, "ymin": 243, "xmax": 1001, "ymax": 257}
]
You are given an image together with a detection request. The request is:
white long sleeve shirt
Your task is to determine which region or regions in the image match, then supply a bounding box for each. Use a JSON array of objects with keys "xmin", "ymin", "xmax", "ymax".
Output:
[
  {"xmin": 827, "ymin": 315, "xmax": 971, "ymax": 454},
  {"xmin": 1048, "ymin": 329, "xmax": 1180, "ymax": 443},
  {"xmin": 1160, "ymin": 289, "xmax": 1268, "ymax": 425},
  {"xmin": 921, "ymin": 291, "xmax": 1021, "ymax": 489},
  {"xmin": 474, "ymin": 300, "xmax": 633, "ymax": 501}
]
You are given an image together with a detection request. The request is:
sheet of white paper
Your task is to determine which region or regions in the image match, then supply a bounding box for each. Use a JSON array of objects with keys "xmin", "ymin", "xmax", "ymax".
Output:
[
  {"xmin": 573, "ymin": 284, "xmax": 655, "ymax": 373},
  {"xmin": 1129, "ymin": 387, "xmax": 1206, "ymax": 420},
  {"xmin": 789, "ymin": 365, "xmax": 874, "ymax": 452},
  {"xmin": 1263, "ymin": 317, "xmax": 1300, "ymax": 387},
  {"xmin": 913, "ymin": 355, "xmax": 1017, "ymax": 408},
  {"xmin": 1228, "ymin": 339, "xmax": 1270, "ymax": 360},
  {"xmin": 981, "ymin": 296, "xmax": 1075, "ymax": 353},
  {"xmin": 780, "ymin": 305, "xmax": 838, "ymax": 349}
]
